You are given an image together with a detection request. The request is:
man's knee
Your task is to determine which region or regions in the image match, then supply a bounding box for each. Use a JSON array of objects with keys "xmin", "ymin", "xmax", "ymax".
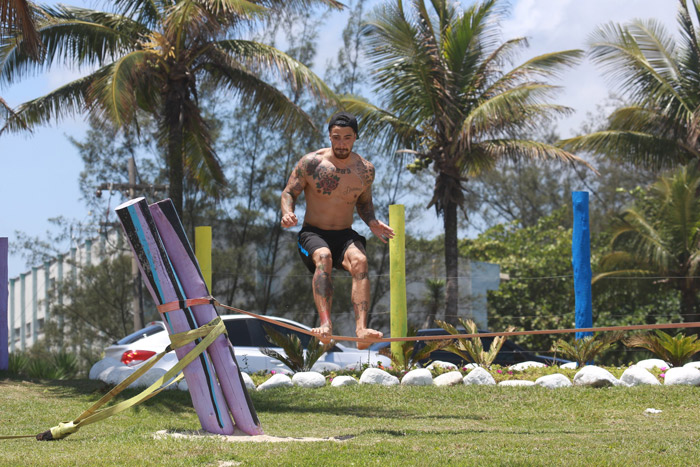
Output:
[
  {"xmin": 313, "ymin": 248, "xmax": 333, "ymax": 271},
  {"xmin": 347, "ymin": 252, "xmax": 368, "ymax": 277}
]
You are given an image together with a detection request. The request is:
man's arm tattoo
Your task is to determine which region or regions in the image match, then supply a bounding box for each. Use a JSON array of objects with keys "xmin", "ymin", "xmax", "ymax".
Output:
[{"xmin": 356, "ymin": 192, "xmax": 377, "ymax": 226}]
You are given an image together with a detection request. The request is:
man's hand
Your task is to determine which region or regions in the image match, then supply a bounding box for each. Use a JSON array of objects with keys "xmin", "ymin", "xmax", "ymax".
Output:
[
  {"xmin": 281, "ymin": 212, "xmax": 298, "ymax": 228},
  {"xmin": 368, "ymin": 220, "xmax": 395, "ymax": 244}
]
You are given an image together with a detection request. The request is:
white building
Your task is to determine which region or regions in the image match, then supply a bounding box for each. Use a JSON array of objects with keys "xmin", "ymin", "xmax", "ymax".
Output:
[{"xmin": 7, "ymin": 231, "xmax": 117, "ymax": 352}]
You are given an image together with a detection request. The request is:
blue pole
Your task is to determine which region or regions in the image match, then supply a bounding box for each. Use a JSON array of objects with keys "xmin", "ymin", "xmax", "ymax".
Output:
[
  {"xmin": 1, "ymin": 238, "xmax": 8, "ymax": 370},
  {"xmin": 572, "ymin": 192, "xmax": 593, "ymax": 339}
]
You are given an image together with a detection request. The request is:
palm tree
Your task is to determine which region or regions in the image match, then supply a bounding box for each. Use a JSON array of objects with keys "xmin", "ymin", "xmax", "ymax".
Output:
[
  {"xmin": 0, "ymin": 0, "xmax": 341, "ymax": 214},
  {"xmin": 0, "ymin": 0, "xmax": 41, "ymax": 58},
  {"xmin": 593, "ymin": 166, "xmax": 700, "ymax": 330},
  {"xmin": 343, "ymin": 0, "xmax": 589, "ymax": 318},
  {"xmin": 560, "ymin": 0, "xmax": 700, "ymax": 170}
]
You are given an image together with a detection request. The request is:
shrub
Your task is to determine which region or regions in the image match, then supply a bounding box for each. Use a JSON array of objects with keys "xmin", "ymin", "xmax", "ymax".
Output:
[
  {"xmin": 260, "ymin": 324, "xmax": 333, "ymax": 372},
  {"xmin": 8, "ymin": 352, "xmax": 29, "ymax": 376},
  {"xmin": 551, "ymin": 332, "xmax": 624, "ymax": 367},
  {"xmin": 378, "ymin": 328, "xmax": 450, "ymax": 372},
  {"xmin": 624, "ymin": 330, "xmax": 700, "ymax": 367},
  {"xmin": 436, "ymin": 318, "xmax": 514, "ymax": 369}
]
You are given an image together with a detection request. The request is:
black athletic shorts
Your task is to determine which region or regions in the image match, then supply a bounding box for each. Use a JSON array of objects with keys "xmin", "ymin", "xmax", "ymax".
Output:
[{"xmin": 297, "ymin": 224, "xmax": 367, "ymax": 273}]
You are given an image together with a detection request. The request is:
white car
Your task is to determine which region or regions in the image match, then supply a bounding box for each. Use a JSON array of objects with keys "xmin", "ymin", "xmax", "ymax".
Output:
[{"xmin": 102, "ymin": 314, "xmax": 391, "ymax": 374}]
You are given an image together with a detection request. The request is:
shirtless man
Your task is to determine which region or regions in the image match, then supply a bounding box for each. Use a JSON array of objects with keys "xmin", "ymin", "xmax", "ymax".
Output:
[{"xmin": 280, "ymin": 111, "xmax": 395, "ymax": 349}]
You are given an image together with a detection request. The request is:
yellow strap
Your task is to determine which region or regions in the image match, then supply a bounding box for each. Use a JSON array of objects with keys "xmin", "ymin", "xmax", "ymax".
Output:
[{"xmin": 1, "ymin": 317, "xmax": 226, "ymax": 441}]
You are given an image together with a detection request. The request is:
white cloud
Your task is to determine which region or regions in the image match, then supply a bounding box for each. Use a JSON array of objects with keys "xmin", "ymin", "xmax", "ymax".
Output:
[{"xmin": 500, "ymin": 0, "xmax": 680, "ymax": 136}]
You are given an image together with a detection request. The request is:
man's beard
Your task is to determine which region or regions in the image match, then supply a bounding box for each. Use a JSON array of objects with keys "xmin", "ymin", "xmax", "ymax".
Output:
[{"xmin": 333, "ymin": 148, "xmax": 350, "ymax": 159}]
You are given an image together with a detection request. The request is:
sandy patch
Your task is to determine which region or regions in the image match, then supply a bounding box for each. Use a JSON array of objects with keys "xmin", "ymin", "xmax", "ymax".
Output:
[{"xmin": 154, "ymin": 429, "xmax": 353, "ymax": 443}]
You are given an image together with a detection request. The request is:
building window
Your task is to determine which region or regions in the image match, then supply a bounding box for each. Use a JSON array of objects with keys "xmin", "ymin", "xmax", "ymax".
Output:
[
  {"xmin": 37, "ymin": 318, "xmax": 44, "ymax": 332},
  {"xmin": 25, "ymin": 323, "xmax": 31, "ymax": 338}
]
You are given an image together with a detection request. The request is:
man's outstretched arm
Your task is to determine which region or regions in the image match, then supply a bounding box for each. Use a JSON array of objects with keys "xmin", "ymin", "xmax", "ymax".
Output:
[
  {"xmin": 281, "ymin": 160, "xmax": 306, "ymax": 228},
  {"xmin": 356, "ymin": 187, "xmax": 395, "ymax": 244}
]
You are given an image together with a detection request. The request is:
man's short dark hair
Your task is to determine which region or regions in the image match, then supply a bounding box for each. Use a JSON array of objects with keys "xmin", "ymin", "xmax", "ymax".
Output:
[{"xmin": 328, "ymin": 111, "xmax": 359, "ymax": 136}]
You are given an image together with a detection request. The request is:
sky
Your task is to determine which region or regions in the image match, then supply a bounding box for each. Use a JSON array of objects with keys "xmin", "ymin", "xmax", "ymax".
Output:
[{"xmin": 0, "ymin": 0, "xmax": 681, "ymax": 279}]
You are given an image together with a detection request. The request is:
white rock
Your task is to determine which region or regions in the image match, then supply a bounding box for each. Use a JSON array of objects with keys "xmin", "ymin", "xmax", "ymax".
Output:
[
  {"xmin": 401, "ymin": 369, "xmax": 434, "ymax": 386},
  {"xmin": 645, "ymin": 408, "xmax": 662, "ymax": 414},
  {"xmin": 620, "ymin": 366, "xmax": 661, "ymax": 386},
  {"xmin": 664, "ymin": 367, "xmax": 700, "ymax": 386},
  {"xmin": 434, "ymin": 371, "xmax": 465, "ymax": 387},
  {"xmin": 498, "ymin": 380, "xmax": 535, "ymax": 387},
  {"xmin": 635, "ymin": 359, "xmax": 670, "ymax": 371},
  {"xmin": 560, "ymin": 362, "xmax": 578, "ymax": 370},
  {"xmin": 331, "ymin": 375, "xmax": 358, "ymax": 387},
  {"xmin": 241, "ymin": 372, "xmax": 256, "ymax": 391},
  {"xmin": 89, "ymin": 358, "xmax": 123, "ymax": 380},
  {"xmin": 535, "ymin": 374, "xmax": 572, "ymax": 389},
  {"xmin": 573, "ymin": 366, "xmax": 621, "ymax": 387},
  {"xmin": 462, "ymin": 363, "xmax": 480, "ymax": 370},
  {"xmin": 683, "ymin": 361, "xmax": 700, "ymax": 370},
  {"xmin": 100, "ymin": 365, "xmax": 135, "ymax": 385},
  {"xmin": 508, "ymin": 361, "xmax": 546, "ymax": 371},
  {"xmin": 426, "ymin": 361, "xmax": 458, "ymax": 371},
  {"xmin": 343, "ymin": 362, "xmax": 363, "ymax": 371},
  {"xmin": 463, "ymin": 367, "xmax": 496, "ymax": 386},
  {"xmin": 359, "ymin": 368, "xmax": 399, "ymax": 386},
  {"xmin": 257, "ymin": 373, "xmax": 293, "ymax": 391},
  {"xmin": 292, "ymin": 371, "xmax": 327, "ymax": 388}
]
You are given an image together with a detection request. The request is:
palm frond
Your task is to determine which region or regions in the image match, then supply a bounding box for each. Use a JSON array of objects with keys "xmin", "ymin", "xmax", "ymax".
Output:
[
  {"xmin": 201, "ymin": 52, "xmax": 316, "ymax": 132},
  {"xmin": 0, "ymin": 0, "xmax": 41, "ymax": 58},
  {"xmin": 179, "ymin": 98, "xmax": 226, "ymax": 195},
  {"xmin": 1, "ymin": 67, "xmax": 107, "ymax": 132},
  {"xmin": 340, "ymin": 95, "xmax": 422, "ymax": 150},
  {"xmin": 436, "ymin": 317, "xmax": 513, "ymax": 368},
  {"xmin": 260, "ymin": 325, "xmax": 305, "ymax": 371},
  {"xmin": 1, "ymin": 5, "xmax": 142, "ymax": 86},
  {"xmin": 213, "ymin": 39, "xmax": 338, "ymax": 105},
  {"xmin": 625, "ymin": 330, "xmax": 700, "ymax": 366},
  {"xmin": 88, "ymin": 49, "xmax": 159, "ymax": 126},
  {"xmin": 559, "ymin": 131, "xmax": 696, "ymax": 169},
  {"xmin": 483, "ymin": 49, "xmax": 583, "ymax": 99},
  {"xmin": 260, "ymin": 324, "xmax": 333, "ymax": 372},
  {"xmin": 588, "ymin": 19, "xmax": 690, "ymax": 113},
  {"xmin": 472, "ymin": 139, "xmax": 594, "ymax": 174},
  {"xmin": 551, "ymin": 332, "xmax": 623, "ymax": 367},
  {"xmin": 0, "ymin": 94, "xmax": 29, "ymax": 133},
  {"xmin": 459, "ymin": 83, "xmax": 570, "ymax": 141}
]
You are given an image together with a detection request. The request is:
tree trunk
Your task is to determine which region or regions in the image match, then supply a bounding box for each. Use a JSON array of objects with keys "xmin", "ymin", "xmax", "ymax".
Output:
[
  {"xmin": 164, "ymin": 85, "xmax": 185, "ymax": 216},
  {"xmin": 444, "ymin": 200, "xmax": 459, "ymax": 322}
]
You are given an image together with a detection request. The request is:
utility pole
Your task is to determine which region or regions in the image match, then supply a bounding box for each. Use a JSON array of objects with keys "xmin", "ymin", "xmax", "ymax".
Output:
[
  {"xmin": 128, "ymin": 159, "xmax": 144, "ymax": 331},
  {"xmin": 97, "ymin": 157, "xmax": 167, "ymax": 331}
]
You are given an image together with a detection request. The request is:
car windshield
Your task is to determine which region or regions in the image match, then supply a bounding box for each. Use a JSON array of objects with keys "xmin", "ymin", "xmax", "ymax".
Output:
[{"xmin": 115, "ymin": 324, "xmax": 165, "ymax": 345}]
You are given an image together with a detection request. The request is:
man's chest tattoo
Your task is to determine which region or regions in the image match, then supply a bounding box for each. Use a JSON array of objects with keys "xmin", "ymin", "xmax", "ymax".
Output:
[
  {"xmin": 355, "ymin": 161, "xmax": 374, "ymax": 185},
  {"xmin": 313, "ymin": 166, "xmax": 340, "ymax": 195}
]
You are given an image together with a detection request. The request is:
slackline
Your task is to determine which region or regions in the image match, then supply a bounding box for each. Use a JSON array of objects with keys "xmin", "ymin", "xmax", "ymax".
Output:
[{"xmin": 157, "ymin": 296, "xmax": 700, "ymax": 343}]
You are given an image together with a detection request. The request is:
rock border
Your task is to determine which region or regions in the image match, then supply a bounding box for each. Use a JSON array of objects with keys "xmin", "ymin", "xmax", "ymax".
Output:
[{"xmin": 90, "ymin": 359, "xmax": 700, "ymax": 390}]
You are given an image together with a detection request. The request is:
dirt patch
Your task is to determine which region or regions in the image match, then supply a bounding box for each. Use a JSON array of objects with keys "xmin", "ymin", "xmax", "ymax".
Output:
[{"xmin": 154, "ymin": 429, "xmax": 354, "ymax": 443}]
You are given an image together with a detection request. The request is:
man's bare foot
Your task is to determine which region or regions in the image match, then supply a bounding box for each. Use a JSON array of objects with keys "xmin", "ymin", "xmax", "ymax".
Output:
[
  {"xmin": 356, "ymin": 328, "xmax": 383, "ymax": 350},
  {"xmin": 311, "ymin": 322, "xmax": 333, "ymax": 345}
]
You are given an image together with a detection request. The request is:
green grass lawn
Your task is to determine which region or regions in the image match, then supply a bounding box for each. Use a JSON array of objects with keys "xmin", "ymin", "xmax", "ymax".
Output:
[{"xmin": 1, "ymin": 375, "xmax": 699, "ymax": 466}]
